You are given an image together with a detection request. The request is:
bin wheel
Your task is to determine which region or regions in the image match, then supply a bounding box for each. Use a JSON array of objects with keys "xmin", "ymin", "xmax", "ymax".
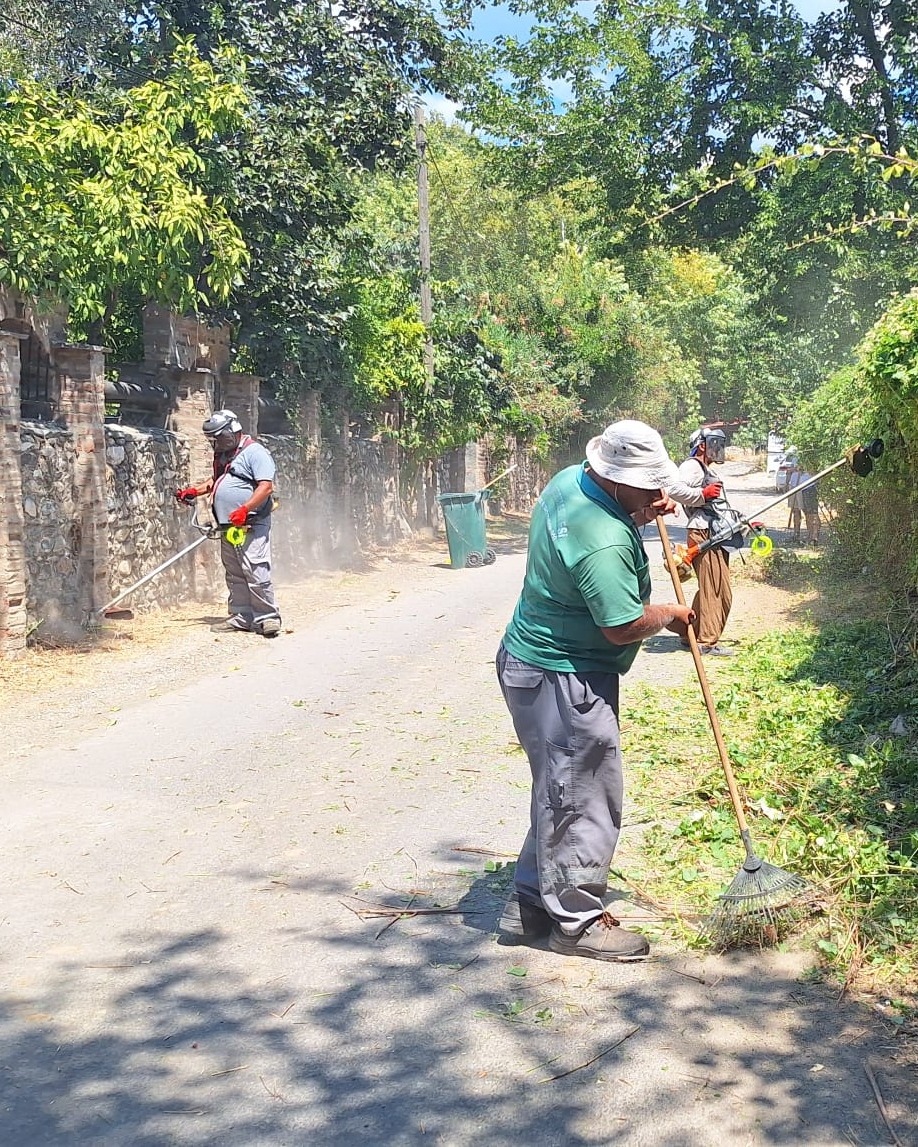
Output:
[
  {"xmin": 483, "ymin": 548, "xmax": 496, "ymax": 565},
  {"xmin": 466, "ymin": 552, "xmax": 484, "ymax": 568}
]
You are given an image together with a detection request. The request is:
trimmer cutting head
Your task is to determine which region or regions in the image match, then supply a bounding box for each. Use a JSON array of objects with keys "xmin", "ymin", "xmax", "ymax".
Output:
[{"xmin": 848, "ymin": 437, "xmax": 884, "ymax": 477}]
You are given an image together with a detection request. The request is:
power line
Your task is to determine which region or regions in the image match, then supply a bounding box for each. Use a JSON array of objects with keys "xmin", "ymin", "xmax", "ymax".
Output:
[{"xmin": 425, "ymin": 134, "xmax": 467, "ymax": 238}]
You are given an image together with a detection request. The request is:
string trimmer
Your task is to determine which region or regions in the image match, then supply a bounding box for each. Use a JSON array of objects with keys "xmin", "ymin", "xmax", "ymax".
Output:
[
  {"xmin": 657, "ymin": 513, "xmax": 811, "ymax": 947},
  {"xmin": 86, "ymin": 505, "xmax": 248, "ymax": 627},
  {"xmin": 674, "ymin": 438, "xmax": 884, "ymax": 577}
]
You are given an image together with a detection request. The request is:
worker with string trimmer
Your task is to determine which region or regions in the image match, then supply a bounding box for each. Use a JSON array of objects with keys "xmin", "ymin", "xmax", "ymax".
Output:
[
  {"xmin": 667, "ymin": 427, "xmax": 747, "ymax": 657},
  {"xmin": 175, "ymin": 409, "xmax": 282, "ymax": 637}
]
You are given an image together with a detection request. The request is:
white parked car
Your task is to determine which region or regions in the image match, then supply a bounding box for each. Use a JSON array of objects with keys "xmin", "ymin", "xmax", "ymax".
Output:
[{"xmin": 774, "ymin": 453, "xmax": 797, "ymax": 492}]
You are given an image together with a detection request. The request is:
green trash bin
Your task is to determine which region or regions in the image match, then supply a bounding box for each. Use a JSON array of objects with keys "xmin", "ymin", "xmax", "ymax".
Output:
[{"xmin": 436, "ymin": 491, "xmax": 497, "ymax": 568}]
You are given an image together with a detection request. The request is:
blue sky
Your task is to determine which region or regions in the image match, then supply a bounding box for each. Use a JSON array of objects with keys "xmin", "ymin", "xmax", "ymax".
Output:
[{"xmin": 470, "ymin": 0, "xmax": 842, "ymax": 46}]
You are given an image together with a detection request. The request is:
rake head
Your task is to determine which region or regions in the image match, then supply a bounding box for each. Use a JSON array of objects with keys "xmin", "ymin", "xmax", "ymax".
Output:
[{"xmin": 705, "ymin": 860, "xmax": 812, "ymax": 950}]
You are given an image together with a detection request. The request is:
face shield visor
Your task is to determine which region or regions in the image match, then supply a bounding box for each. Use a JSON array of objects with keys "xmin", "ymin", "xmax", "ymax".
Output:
[
  {"xmin": 702, "ymin": 430, "xmax": 726, "ymax": 464},
  {"xmin": 206, "ymin": 430, "xmax": 238, "ymax": 452}
]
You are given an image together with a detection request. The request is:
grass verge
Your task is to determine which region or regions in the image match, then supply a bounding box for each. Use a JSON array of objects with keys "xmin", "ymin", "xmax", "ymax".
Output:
[{"xmin": 622, "ymin": 621, "xmax": 918, "ymax": 1007}]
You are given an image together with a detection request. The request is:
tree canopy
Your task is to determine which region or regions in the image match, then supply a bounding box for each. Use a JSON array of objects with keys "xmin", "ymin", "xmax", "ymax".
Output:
[{"xmin": 1, "ymin": 0, "xmax": 917, "ymax": 473}]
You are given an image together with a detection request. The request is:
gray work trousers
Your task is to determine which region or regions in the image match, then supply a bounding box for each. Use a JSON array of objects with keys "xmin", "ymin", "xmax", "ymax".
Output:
[
  {"xmin": 496, "ymin": 642, "xmax": 623, "ymax": 935},
  {"xmin": 220, "ymin": 518, "xmax": 280, "ymax": 627}
]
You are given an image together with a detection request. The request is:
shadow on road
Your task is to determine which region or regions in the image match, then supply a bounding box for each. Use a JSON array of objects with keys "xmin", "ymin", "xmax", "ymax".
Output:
[{"xmin": 2, "ymin": 865, "xmax": 915, "ymax": 1146}]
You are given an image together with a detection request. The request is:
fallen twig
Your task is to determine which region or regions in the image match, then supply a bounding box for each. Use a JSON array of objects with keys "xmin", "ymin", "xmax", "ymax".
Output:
[
  {"xmin": 540, "ymin": 1026, "xmax": 640, "ymax": 1083},
  {"xmin": 864, "ymin": 1062, "xmax": 904, "ymax": 1147},
  {"xmin": 449, "ymin": 846, "xmax": 515, "ymax": 858},
  {"xmin": 609, "ymin": 870, "xmax": 672, "ymax": 915},
  {"xmin": 209, "ymin": 1065, "xmax": 248, "ymax": 1077},
  {"xmin": 375, "ymin": 894, "xmax": 417, "ymax": 939},
  {"xmin": 672, "ymin": 968, "xmax": 723, "ymax": 987},
  {"xmin": 259, "ymin": 1076, "xmax": 284, "ymax": 1101},
  {"xmin": 347, "ymin": 899, "xmax": 464, "ymax": 919}
]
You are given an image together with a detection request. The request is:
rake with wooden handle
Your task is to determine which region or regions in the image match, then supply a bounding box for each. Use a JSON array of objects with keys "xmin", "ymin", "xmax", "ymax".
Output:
[{"xmin": 656, "ymin": 513, "xmax": 809, "ymax": 946}]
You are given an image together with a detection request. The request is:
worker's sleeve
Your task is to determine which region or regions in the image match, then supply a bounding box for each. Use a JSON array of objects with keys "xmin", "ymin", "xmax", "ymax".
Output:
[
  {"xmin": 569, "ymin": 544, "xmax": 647, "ymax": 629},
  {"xmin": 243, "ymin": 444, "xmax": 276, "ymax": 484},
  {"xmin": 666, "ymin": 459, "xmax": 706, "ymax": 507}
]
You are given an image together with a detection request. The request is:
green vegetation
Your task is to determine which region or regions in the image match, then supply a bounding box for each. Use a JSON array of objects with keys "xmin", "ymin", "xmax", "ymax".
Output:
[
  {"xmin": 789, "ymin": 288, "xmax": 918, "ymax": 591},
  {"xmin": 623, "ymin": 625, "xmax": 918, "ymax": 997},
  {"xmin": 0, "ymin": 39, "xmax": 248, "ymax": 326},
  {"xmin": 4, "ymin": 0, "xmax": 917, "ymax": 480}
]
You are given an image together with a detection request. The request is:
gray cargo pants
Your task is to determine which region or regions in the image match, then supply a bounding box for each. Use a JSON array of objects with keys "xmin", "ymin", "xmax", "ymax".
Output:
[
  {"xmin": 220, "ymin": 518, "xmax": 280, "ymax": 628},
  {"xmin": 496, "ymin": 642, "xmax": 623, "ymax": 936}
]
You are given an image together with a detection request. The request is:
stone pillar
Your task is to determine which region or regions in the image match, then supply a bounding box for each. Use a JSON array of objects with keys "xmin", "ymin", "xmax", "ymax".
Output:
[
  {"xmin": 0, "ymin": 323, "xmax": 29, "ymax": 656},
  {"xmin": 54, "ymin": 345, "xmax": 110, "ymax": 619},
  {"xmin": 461, "ymin": 442, "xmax": 483, "ymax": 493},
  {"xmin": 222, "ymin": 372, "xmax": 260, "ymax": 437},
  {"xmin": 169, "ymin": 368, "xmax": 219, "ymax": 597},
  {"xmin": 381, "ymin": 399, "xmax": 411, "ymax": 542},
  {"xmin": 297, "ymin": 389, "xmax": 321, "ymax": 492},
  {"xmin": 330, "ymin": 405, "xmax": 357, "ymax": 559}
]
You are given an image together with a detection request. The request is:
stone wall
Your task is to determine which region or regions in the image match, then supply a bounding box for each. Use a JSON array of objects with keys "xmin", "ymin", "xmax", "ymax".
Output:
[
  {"xmin": 106, "ymin": 426, "xmax": 195, "ymax": 609},
  {"xmin": 261, "ymin": 434, "xmax": 409, "ymax": 579},
  {"xmin": 260, "ymin": 434, "xmax": 325, "ymax": 577},
  {"xmin": 20, "ymin": 421, "xmax": 79, "ymax": 629},
  {"xmin": 481, "ymin": 437, "xmax": 550, "ymax": 512},
  {"xmin": 21, "ymin": 422, "xmax": 199, "ymax": 626}
]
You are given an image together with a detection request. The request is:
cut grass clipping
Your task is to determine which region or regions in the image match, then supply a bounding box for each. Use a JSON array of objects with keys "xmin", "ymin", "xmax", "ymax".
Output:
[{"xmin": 622, "ymin": 623, "xmax": 918, "ymax": 998}]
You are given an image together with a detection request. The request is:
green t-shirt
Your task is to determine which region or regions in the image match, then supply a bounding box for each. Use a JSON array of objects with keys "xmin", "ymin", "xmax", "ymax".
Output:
[{"xmin": 502, "ymin": 464, "xmax": 651, "ymax": 675}]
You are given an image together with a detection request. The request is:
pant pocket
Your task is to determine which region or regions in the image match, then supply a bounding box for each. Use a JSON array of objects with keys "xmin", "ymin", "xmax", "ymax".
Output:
[{"xmin": 545, "ymin": 740, "xmax": 574, "ymax": 812}]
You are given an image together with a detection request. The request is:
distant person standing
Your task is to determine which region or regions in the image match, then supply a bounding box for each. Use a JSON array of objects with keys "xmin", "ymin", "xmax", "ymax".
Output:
[
  {"xmin": 670, "ymin": 427, "xmax": 735, "ymax": 656},
  {"xmin": 800, "ymin": 472, "xmax": 820, "ymax": 545},
  {"xmin": 787, "ymin": 459, "xmax": 804, "ymax": 544},
  {"xmin": 175, "ymin": 410, "xmax": 282, "ymax": 637}
]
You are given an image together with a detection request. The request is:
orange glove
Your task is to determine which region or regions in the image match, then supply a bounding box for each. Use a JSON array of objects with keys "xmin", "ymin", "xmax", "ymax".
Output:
[
  {"xmin": 702, "ymin": 482, "xmax": 722, "ymax": 501},
  {"xmin": 228, "ymin": 505, "xmax": 249, "ymax": 527}
]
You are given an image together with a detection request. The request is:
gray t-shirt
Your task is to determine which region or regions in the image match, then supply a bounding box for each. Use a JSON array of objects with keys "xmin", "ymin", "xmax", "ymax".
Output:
[{"xmin": 212, "ymin": 440, "xmax": 276, "ymax": 525}]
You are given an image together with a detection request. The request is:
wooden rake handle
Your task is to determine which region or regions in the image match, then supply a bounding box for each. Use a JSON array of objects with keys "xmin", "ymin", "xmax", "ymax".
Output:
[{"xmin": 655, "ymin": 514, "xmax": 750, "ymax": 835}]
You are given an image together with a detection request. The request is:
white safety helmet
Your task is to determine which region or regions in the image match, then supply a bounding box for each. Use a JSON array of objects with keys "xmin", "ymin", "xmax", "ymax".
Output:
[
  {"xmin": 689, "ymin": 426, "xmax": 726, "ymax": 464},
  {"xmin": 202, "ymin": 409, "xmax": 242, "ymax": 438}
]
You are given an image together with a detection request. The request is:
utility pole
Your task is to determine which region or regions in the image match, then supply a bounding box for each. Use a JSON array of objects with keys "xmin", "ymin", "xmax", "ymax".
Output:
[
  {"xmin": 413, "ymin": 103, "xmax": 438, "ymax": 527},
  {"xmin": 414, "ymin": 104, "xmax": 435, "ymax": 388}
]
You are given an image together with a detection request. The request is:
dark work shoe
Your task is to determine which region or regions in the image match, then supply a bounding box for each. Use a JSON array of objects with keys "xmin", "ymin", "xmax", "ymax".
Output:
[
  {"xmin": 259, "ymin": 618, "xmax": 281, "ymax": 638},
  {"xmin": 210, "ymin": 616, "xmax": 254, "ymax": 633},
  {"xmin": 699, "ymin": 644, "xmax": 735, "ymax": 657},
  {"xmin": 548, "ymin": 912, "xmax": 650, "ymax": 962},
  {"xmin": 498, "ymin": 892, "xmax": 553, "ymax": 942}
]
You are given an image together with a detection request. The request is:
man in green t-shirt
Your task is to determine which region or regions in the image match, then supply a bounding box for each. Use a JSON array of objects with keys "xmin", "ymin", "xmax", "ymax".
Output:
[{"xmin": 497, "ymin": 420, "xmax": 694, "ymax": 961}]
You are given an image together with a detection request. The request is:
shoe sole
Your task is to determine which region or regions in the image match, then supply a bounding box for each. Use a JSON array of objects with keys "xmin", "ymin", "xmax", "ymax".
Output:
[{"xmin": 548, "ymin": 936, "xmax": 651, "ymax": 962}]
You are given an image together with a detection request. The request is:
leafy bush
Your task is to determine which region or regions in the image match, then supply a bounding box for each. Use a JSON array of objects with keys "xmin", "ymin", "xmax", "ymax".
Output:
[{"xmin": 789, "ymin": 289, "xmax": 918, "ymax": 589}]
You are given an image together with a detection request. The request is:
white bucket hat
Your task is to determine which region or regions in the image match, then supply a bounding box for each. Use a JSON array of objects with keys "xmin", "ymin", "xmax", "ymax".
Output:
[{"xmin": 585, "ymin": 420, "xmax": 680, "ymax": 490}]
